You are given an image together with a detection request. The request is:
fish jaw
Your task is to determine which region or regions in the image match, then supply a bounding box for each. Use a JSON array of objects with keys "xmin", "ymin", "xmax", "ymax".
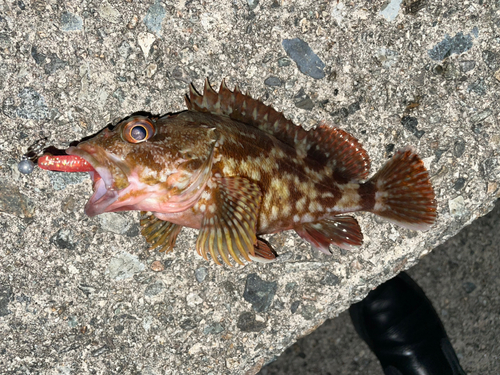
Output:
[
  {"xmin": 85, "ymin": 173, "xmax": 119, "ymax": 216},
  {"xmin": 66, "ymin": 146, "xmax": 126, "ymax": 217}
]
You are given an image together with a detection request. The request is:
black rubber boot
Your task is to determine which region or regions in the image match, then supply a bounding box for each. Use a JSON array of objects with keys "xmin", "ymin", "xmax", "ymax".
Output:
[{"xmin": 349, "ymin": 272, "xmax": 466, "ymax": 375}]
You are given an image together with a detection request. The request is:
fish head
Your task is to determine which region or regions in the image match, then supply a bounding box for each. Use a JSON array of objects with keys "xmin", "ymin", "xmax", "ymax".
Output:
[{"xmin": 64, "ymin": 114, "xmax": 216, "ymax": 217}]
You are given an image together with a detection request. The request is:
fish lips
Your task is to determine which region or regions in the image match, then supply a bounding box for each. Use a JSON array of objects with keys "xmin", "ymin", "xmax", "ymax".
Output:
[{"xmin": 66, "ymin": 146, "xmax": 120, "ymax": 217}]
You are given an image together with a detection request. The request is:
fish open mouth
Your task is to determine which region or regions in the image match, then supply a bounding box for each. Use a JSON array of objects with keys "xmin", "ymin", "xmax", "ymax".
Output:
[
  {"xmin": 39, "ymin": 148, "xmax": 120, "ymax": 217},
  {"xmin": 66, "ymin": 147, "xmax": 121, "ymax": 217}
]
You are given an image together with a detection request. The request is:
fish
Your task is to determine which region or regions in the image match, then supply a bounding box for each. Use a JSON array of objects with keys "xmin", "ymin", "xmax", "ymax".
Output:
[{"xmin": 38, "ymin": 79, "xmax": 437, "ymax": 266}]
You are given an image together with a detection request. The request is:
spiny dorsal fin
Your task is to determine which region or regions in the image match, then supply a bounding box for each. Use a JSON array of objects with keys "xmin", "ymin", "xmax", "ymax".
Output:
[
  {"xmin": 186, "ymin": 78, "xmax": 307, "ymax": 152},
  {"xmin": 185, "ymin": 79, "xmax": 371, "ymax": 182}
]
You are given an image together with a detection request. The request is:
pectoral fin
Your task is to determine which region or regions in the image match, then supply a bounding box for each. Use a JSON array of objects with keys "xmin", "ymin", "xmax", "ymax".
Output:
[
  {"xmin": 140, "ymin": 211, "xmax": 182, "ymax": 253},
  {"xmin": 295, "ymin": 216, "xmax": 363, "ymax": 254},
  {"xmin": 196, "ymin": 177, "xmax": 262, "ymax": 266}
]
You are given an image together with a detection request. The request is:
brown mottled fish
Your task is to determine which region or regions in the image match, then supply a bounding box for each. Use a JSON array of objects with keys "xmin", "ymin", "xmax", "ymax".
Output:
[{"xmin": 38, "ymin": 79, "xmax": 436, "ymax": 266}]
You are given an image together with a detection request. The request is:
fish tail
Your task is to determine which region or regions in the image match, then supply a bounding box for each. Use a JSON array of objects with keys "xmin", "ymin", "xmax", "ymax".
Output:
[{"xmin": 361, "ymin": 146, "xmax": 436, "ymax": 230}]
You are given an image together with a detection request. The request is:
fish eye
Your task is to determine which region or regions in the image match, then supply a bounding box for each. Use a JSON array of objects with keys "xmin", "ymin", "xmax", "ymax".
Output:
[
  {"xmin": 122, "ymin": 117, "xmax": 155, "ymax": 143},
  {"xmin": 131, "ymin": 126, "xmax": 147, "ymax": 140}
]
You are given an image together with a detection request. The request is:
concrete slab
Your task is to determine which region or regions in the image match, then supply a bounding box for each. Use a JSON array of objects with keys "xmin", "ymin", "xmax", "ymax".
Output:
[{"xmin": 1, "ymin": 1, "xmax": 499, "ymax": 374}]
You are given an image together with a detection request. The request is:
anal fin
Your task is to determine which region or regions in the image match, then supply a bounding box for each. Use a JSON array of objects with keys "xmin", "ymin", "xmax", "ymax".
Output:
[
  {"xmin": 140, "ymin": 211, "xmax": 182, "ymax": 253},
  {"xmin": 295, "ymin": 216, "xmax": 363, "ymax": 254},
  {"xmin": 249, "ymin": 238, "xmax": 277, "ymax": 264}
]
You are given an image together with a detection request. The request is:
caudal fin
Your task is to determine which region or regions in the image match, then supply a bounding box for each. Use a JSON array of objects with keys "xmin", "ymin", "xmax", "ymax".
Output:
[{"xmin": 368, "ymin": 147, "xmax": 436, "ymax": 230}]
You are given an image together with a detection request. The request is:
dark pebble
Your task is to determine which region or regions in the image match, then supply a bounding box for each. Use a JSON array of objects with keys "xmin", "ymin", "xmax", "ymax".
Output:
[
  {"xmin": 401, "ymin": 116, "xmax": 425, "ymax": 138},
  {"xmin": 482, "ymin": 50, "xmax": 498, "ymax": 71},
  {"xmin": 0, "ymin": 285, "xmax": 13, "ymax": 317},
  {"xmin": 91, "ymin": 346, "xmax": 109, "ymax": 357},
  {"xmin": 61, "ymin": 11, "xmax": 83, "ymax": 31},
  {"xmin": 117, "ymin": 41, "xmax": 132, "ymax": 59},
  {"xmin": 114, "ymin": 325, "xmax": 124, "ymax": 334},
  {"xmin": 125, "ymin": 223, "xmax": 140, "ymax": 238},
  {"xmin": 290, "ymin": 300, "xmax": 300, "ymax": 314},
  {"xmin": 333, "ymin": 88, "xmax": 339, "ymax": 96},
  {"xmin": 282, "ymin": 38, "xmax": 326, "ymax": 79},
  {"xmin": 44, "ymin": 53, "xmax": 68, "ymax": 75},
  {"xmin": 467, "ymin": 78, "xmax": 487, "ymax": 96},
  {"xmin": 454, "ymin": 178, "xmax": 466, "ymax": 190},
  {"xmin": 320, "ymin": 271, "xmax": 340, "ymax": 286},
  {"xmin": 330, "ymin": 107, "xmax": 349, "ymax": 119},
  {"xmin": 428, "ymin": 32, "xmax": 473, "ymax": 61},
  {"xmin": 50, "ymin": 228, "xmax": 77, "ymax": 250},
  {"xmin": 158, "ymin": 314, "xmax": 174, "ymax": 325},
  {"xmin": 328, "ymin": 71, "xmax": 338, "ymax": 81},
  {"xmin": 243, "ymin": 273, "xmax": 278, "ymax": 313},
  {"xmin": 237, "ymin": 311, "xmax": 266, "ymax": 332},
  {"xmin": 180, "ymin": 319, "xmax": 197, "ymax": 330},
  {"xmin": 31, "ymin": 46, "xmax": 46, "ymax": 65},
  {"xmin": 264, "ymin": 76, "xmax": 282, "ymax": 87},
  {"xmin": 453, "ymin": 138, "xmax": 466, "ymax": 158},
  {"xmin": 295, "ymin": 97, "xmax": 314, "ymax": 110},
  {"xmin": 203, "ymin": 322, "xmax": 224, "ymax": 334},
  {"xmin": 481, "ymin": 158, "xmax": 498, "ymax": 179},
  {"xmin": 2, "ymin": 97, "xmax": 17, "ymax": 118},
  {"xmin": 300, "ymin": 304, "xmax": 317, "ymax": 320},
  {"xmin": 222, "ymin": 281, "xmax": 238, "ymax": 296},
  {"xmin": 163, "ymin": 260, "xmax": 174, "ymax": 268},
  {"xmin": 277, "ymin": 56, "xmax": 291, "ymax": 67},
  {"xmin": 459, "ymin": 60, "xmax": 475, "ymax": 72},
  {"xmin": 262, "ymin": 53, "xmax": 273, "ymax": 64},
  {"xmin": 402, "ymin": 116, "xmax": 418, "ymax": 128},
  {"xmin": 472, "ymin": 123, "xmax": 482, "ymax": 134},
  {"xmin": 273, "ymin": 299, "xmax": 285, "ymax": 311},
  {"xmin": 462, "ymin": 281, "xmax": 476, "ymax": 294},
  {"xmin": 434, "ymin": 148, "xmax": 448, "ymax": 162},
  {"xmin": 470, "ymin": 109, "xmax": 492, "ymax": 124},
  {"xmin": 144, "ymin": 281, "xmax": 165, "ymax": 297},
  {"xmin": 77, "ymin": 284, "xmax": 96, "ymax": 297},
  {"xmin": 385, "ymin": 143, "xmax": 395, "ymax": 155},
  {"xmin": 414, "ymin": 130, "xmax": 425, "ymax": 139},
  {"xmin": 318, "ymin": 99, "xmax": 329, "ymax": 109},
  {"xmin": 195, "ymin": 267, "xmax": 208, "ymax": 283},
  {"xmin": 247, "ymin": 0, "xmax": 259, "ymax": 10},
  {"xmin": 113, "ymin": 88, "xmax": 126, "ymax": 103},
  {"xmin": 403, "ymin": 0, "xmax": 426, "ymax": 14},
  {"xmin": 347, "ymin": 101, "xmax": 361, "ymax": 115},
  {"xmin": 285, "ymin": 282, "xmax": 297, "ymax": 292},
  {"xmin": 294, "ymin": 88, "xmax": 314, "ymax": 110}
]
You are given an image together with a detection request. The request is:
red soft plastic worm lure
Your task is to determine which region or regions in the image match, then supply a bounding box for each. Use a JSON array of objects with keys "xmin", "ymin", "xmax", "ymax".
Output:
[{"xmin": 38, "ymin": 155, "xmax": 95, "ymax": 172}]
